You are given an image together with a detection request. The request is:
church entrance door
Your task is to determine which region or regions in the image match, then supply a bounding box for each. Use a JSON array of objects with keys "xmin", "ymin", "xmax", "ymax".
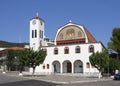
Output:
[{"xmin": 67, "ymin": 62, "xmax": 71, "ymax": 73}]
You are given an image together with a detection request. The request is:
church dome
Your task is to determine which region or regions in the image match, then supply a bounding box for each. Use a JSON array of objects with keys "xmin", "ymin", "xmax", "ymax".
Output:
[{"xmin": 55, "ymin": 22, "xmax": 97, "ymax": 45}]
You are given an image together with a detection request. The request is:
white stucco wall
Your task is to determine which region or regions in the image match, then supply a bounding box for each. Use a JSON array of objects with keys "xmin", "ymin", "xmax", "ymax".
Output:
[{"xmin": 32, "ymin": 42, "xmax": 103, "ymax": 74}]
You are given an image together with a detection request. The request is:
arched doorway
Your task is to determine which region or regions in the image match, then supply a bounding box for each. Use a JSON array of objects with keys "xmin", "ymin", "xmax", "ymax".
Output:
[
  {"xmin": 63, "ymin": 60, "xmax": 72, "ymax": 73},
  {"xmin": 52, "ymin": 61, "xmax": 60, "ymax": 73},
  {"xmin": 74, "ymin": 60, "xmax": 83, "ymax": 73}
]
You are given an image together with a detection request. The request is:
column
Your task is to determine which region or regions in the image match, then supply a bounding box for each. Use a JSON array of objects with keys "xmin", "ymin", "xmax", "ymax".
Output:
[
  {"xmin": 60, "ymin": 63, "xmax": 63, "ymax": 73},
  {"xmin": 72, "ymin": 63, "xmax": 74, "ymax": 74}
]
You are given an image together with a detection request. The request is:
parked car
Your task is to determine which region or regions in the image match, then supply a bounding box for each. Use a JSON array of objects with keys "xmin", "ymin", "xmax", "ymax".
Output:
[{"xmin": 114, "ymin": 73, "xmax": 120, "ymax": 80}]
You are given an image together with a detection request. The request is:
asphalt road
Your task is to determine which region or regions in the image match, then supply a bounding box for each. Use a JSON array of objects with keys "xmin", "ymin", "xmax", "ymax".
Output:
[
  {"xmin": 58, "ymin": 80, "xmax": 120, "ymax": 86},
  {"xmin": 0, "ymin": 73, "xmax": 58, "ymax": 86},
  {"xmin": 0, "ymin": 73, "xmax": 120, "ymax": 86},
  {"xmin": 0, "ymin": 80, "xmax": 58, "ymax": 86}
]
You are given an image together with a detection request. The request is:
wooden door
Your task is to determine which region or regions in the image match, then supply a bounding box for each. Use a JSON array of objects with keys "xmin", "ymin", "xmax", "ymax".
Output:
[{"xmin": 67, "ymin": 62, "xmax": 71, "ymax": 73}]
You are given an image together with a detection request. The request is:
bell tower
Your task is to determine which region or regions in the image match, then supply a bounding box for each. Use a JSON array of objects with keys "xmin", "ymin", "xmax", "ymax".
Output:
[{"xmin": 30, "ymin": 13, "xmax": 45, "ymax": 51}]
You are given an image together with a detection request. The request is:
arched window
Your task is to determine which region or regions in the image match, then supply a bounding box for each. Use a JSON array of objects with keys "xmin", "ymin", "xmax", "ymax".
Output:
[
  {"xmin": 64, "ymin": 47, "xmax": 69, "ymax": 54},
  {"xmin": 75, "ymin": 46, "xmax": 80, "ymax": 53},
  {"xmin": 54, "ymin": 48, "xmax": 58, "ymax": 55},
  {"xmin": 86, "ymin": 62, "xmax": 90, "ymax": 68},
  {"xmin": 89, "ymin": 45, "xmax": 94, "ymax": 53}
]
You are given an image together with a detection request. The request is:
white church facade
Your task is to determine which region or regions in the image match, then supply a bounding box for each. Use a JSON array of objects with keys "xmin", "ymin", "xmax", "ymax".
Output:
[{"xmin": 29, "ymin": 14, "xmax": 104, "ymax": 75}]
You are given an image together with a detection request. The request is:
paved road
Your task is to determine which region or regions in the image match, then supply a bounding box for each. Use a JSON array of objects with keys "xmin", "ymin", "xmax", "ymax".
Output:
[
  {"xmin": 0, "ymin": 73, "xmax": 28, "ymax": 84},
  {"xmin": 58, "ymin": 80, "xmax": 120, "ymax": 86},
  {"xmin": 1, "ymin": 72, "xmax": 112, "ymax": 84},
  {"xmin": 1, "ymin": 72, "xmax": 119, "ymax": 86},
  {"xmin": 0, "ymin": 80, "xmax": 58, "ymax": 86},
  {"xmin": 24, "ymin": 74, "xmax": 112, "ymax": 84},
  {"xmin": 0, "ymin": 73, "xmax": 58, "ymax": 86}
]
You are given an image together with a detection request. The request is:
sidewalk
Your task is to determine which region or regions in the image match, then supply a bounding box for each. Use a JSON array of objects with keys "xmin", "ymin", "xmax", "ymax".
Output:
[{"xmin": 4, "ymin": 71, "xmax": 112, "ymax": 84}]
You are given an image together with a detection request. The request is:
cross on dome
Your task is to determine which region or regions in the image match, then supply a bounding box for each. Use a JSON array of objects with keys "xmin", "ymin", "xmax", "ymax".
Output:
[
  {"xmin": 69, "ymin": 20, "xmax": 72, "ymax": 23},
  {"xmin": 36, "ymin": 12, "xmax": 39, "ymax": 17}
]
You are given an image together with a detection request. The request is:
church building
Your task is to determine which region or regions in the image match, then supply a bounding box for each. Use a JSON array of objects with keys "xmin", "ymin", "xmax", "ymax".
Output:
[{"xmin": 29, "ymin": 14, "xmax": 104, "ymax": 75}]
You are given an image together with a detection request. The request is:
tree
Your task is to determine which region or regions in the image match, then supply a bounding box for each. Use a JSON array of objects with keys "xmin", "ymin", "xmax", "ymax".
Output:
[
  {"xmin": 89, "ymin": 50, "xmax": 109, "ymax": 78},
  {"xmin": 108, "ymin": 57, "xmax": 120, "ymax": 74},
  {"xmin": 108, "ymin": 28, "xmax": 120, "ymax": 73},
  {"xmin": 16, "ymin": 50, "xmax": 28, "ymax": 74},
  {"xmin": 108, "ymin": 28, "xmax": 120, "ymax": 55},
  {"xmin": 26, "ymin": 49, "xmax": 46, "ymax": 75},
  {"xmin": 6, "ymin": 50, "xmax": 15, "ymax": 71}
]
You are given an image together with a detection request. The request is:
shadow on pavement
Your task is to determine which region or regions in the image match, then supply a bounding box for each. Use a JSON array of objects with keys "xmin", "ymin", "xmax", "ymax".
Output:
[{"xmin": 0, "ymin": 80, "xmax": 60, "ymax": 86}]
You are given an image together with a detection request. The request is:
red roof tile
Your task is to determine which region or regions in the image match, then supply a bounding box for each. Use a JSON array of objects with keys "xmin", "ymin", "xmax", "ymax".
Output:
[
  {"xmin": 7, "ymin": 47, "xmax": 25, "ymax": 51},
  {"xmin": 84, "ymin": 28, "xmax": 97, "ymax": 43}
]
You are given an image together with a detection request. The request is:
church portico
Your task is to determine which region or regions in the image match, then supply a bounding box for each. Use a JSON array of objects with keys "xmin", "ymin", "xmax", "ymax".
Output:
[{"xmin": 52, "ymin": 59, "xmax": 84, "ymax": 74}]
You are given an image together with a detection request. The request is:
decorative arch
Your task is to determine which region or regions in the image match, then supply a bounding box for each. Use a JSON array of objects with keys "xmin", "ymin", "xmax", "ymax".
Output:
[
  {"xmin": 52, "ymin": 61, "xmax": 61, "ymax": 73},
  {"xmin": 56, "ymin": 25, "xmax": 86, "ymax": 45},
  {"xmin": 63, "ymin": 60, "xmax": 72, "ymax": 73},
  {"xmin": 74, "ymin": 60, "xmax": 83, "ymax": 73}
]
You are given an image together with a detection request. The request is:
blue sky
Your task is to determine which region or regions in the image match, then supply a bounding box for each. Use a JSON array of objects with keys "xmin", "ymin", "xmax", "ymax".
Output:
[{"xmin": 0, "ymin": 0, "xmax": 120, "ymax": 47}]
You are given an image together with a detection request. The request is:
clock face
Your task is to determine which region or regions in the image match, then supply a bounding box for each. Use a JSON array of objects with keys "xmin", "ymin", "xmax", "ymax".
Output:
[{"xmin": 32, "ymin": 20, "xmax": 36, "ymax": 25}]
